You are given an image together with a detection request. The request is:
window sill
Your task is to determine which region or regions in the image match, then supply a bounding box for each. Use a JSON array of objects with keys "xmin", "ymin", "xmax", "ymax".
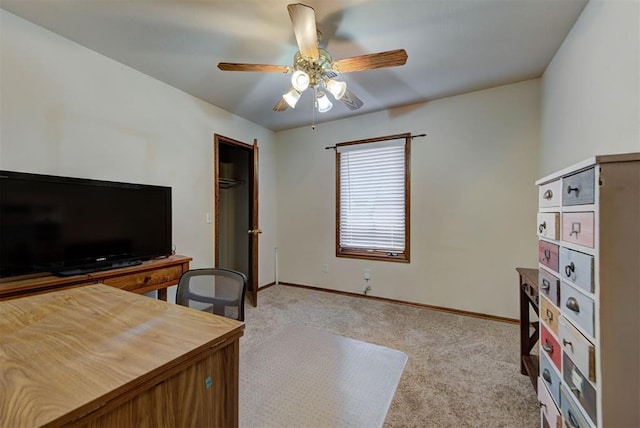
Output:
[{"xmin": 336, "ymin": 250, "xmax": 409, "ymax": 263}]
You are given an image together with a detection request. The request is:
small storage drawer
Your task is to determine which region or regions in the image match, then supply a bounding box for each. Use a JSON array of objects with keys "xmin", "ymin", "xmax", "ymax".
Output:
[
  {"xmin": 540, "ymin": 323, "xmax": 561, "ymax": 371},
  {"xmin": 540, "ymin": 353, "xmax": 561, "ymax": 408},
  {"xmin": 538, "ymin": 377, "xmax": 562, "ymax": 428},
  {"xmin": 541, "ymin": 296, "xmax": 560, "ymax": 335},
  {"xmin": 563, "ymin": 353, "xmax": 597, "ymax": 424},
  {"xmin": 562, "ymin": 167, "xmax": 595, "ymax": 206},
  {"xmin": 559, "ymin": 317, "xmax": 596, "ymax": 383},
  {"xmin": 537, "ymin": 212, "xmax": 560, "ymax": 240},
  {"xmin": 539, "ymin": 180, "xmax": 562, "ymax": 208},
  {"xmin": 561, "ymin": 385, "xmax": 592, "ymax": 428},
  {"xmin": 559, "ymin": 247, "xmax": 594, "ymax": 293},
  {"xmin": 562, "ymin": 212, "xmax": 595, "ymax": 248},
  {"xmin": 101, "ymin": 265, "xmax": 184, "ymax": 292},
  {"xmin": 561, "ymin": 282, "xmax": 595, "ymax": 338},
  {"xmin": 539, "ymin": 270, "xmax": 560, "ymax": 306},
  {"xmin": 539, "ymin": 240, "xmax": 559, "ymax": 273}
]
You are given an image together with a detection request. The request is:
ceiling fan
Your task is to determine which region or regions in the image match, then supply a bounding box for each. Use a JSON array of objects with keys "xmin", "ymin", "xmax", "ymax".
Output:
[{"xmin": 217, "ymin": 3, "xmax": 408, "ymax": 114}]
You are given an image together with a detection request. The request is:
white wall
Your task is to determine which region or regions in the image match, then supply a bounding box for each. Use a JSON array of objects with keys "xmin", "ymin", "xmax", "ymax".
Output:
[
  {"xmin": 0, "ymin": 11, "xmax": 278, "ymax": 296},
  {"xmin": 275, "ymin": 80, "xmax": 540, "ymax": 319},
  {"xmin": 540, "ymin": 0, "xmax": 640, "ymax": 175}
]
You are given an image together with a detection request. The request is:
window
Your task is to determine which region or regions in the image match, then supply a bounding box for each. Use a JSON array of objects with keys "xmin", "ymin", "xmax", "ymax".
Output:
[{"xmin": 336, "ymin": 133, "xmax": 410, "ymax": 262}]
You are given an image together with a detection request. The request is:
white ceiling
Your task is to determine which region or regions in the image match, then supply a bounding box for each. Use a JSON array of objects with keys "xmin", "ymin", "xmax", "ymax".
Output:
[{"xmin": 1, "ymin": 0, "xmax": 588, "ymax": 131}]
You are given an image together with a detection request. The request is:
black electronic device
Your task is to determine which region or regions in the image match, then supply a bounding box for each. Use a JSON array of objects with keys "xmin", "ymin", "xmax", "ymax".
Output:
[{"xmin": 0, "ymin": 170, "xmax": 172, "ymax": 277}]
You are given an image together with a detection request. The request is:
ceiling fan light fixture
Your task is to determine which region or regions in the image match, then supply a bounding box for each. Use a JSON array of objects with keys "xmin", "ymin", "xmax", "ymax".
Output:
[
  {"xmin": 325, "ymin": 79, "xmax": 347, "ymax": 100},
  {"xmin": 291, "ymin": 70, "xmax": 310, "ymax": 92},
  {"xmin": 316, "ymin": 92, "xmax": 333, "ymax": 113},
  {"xmin": 283, "ymin": 88, "xmax": 301, "ymax": 108}
]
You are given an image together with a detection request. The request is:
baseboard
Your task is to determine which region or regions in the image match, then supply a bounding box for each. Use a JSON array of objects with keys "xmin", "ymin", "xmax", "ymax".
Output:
[
  {"xmin": 258, "ymin": 282, "xmax": 277, "ymax": 291},
  {"xmin": 276, "ymin": 282, "xmax": 518, "ymax": 324}
]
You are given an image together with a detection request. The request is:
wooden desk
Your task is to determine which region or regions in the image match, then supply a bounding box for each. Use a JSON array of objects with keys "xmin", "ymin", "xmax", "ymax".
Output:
[
  {"xmin": 0, "ymin": 284, "xmax": 243, "ymax": 427},
  {"xmin": 516, "ymin": 267, "xmax": 539, "ymax": 392},
  {"xmin": 0, "ymin": 255, "xmax": 191, "ymax": 301}
]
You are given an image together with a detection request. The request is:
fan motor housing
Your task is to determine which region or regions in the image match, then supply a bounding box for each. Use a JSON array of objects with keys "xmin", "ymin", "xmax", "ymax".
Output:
[{"xmin": 293, "ymin": 49, "xmax": 333, "ymax": 88}]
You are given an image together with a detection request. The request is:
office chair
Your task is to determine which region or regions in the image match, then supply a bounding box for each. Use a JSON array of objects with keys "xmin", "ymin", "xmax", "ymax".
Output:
[{"xmin": 176, "ymin": 268, "xmax": 247, "ymax": 321}]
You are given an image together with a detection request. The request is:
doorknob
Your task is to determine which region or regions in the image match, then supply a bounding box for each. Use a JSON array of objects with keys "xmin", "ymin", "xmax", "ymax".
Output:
[{"xmin": 247, "ymin": 229, "xmax": 263, "ymax": 235}]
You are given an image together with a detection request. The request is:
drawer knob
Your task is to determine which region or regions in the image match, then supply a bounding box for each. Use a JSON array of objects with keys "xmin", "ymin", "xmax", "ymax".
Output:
[
  {"xmin": 539, "ymin": 221, "xmax": 547, "ymax": 233},
  {"xmin": 570, "ymin": 222, "xmax": 581, "ymax": 237},
  {"xmin": 567, "ymin": 409, "xmax": 581, "ymax": 428},
  {"xmin": 542, "ymin": 369, "xmax": 552, "ymax": 384},
  {"xmin": 567, "ymin": 185, "xmax": 580, "ymax": 195},
  {"xmin": 539, "ymin": 401, "xmax": 547, "ymax": 410},
  {"xmin": 563, "ymin": 338, "xmax": 573, "ymax": 350},
  {"xmin": 542, "ymin": 340, "xmax": 554, "ymax": 354},
  {"xmin": 543, "ymin": 249, "xmax": 551, "ymax": 261},
  {"xmin": 543, "ymin": 189, "xmax": 553, "ymax": 199},
  {"xmin": 540, "ymin": 279, "xmax": 551, "ymax": 290},
  {"xmin": 566, "ymin": 297, "xmax": 580, "ymax": 313},
  {"xmin": 544, "ymin": 309, "xmax": 554, "ymax": 322},
  {"xmin": 565, "ymin": 262, "xmax": 575, "ymax": 278},
  {"xmin": 570, "ymin": 386, "xmax": 582, "ymax": 397},
  {"xmin": 144, "ymin": 276, "xmax": 151, "ymax": 283}
]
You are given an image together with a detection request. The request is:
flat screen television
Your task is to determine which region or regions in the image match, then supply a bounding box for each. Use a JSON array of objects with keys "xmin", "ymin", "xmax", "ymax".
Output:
[{"xmin": 0, "ymin": 170, "xmax": 172, "ymax": 278}]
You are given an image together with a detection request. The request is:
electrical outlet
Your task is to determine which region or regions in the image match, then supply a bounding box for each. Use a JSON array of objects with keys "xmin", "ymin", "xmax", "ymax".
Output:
[
  {"xmin": 322, "ymin": 263, "xmax": 329, "ymax": 273},
  {"xmin": 363, "ymin": 269, "xmax": 371, "ymax": 280}
]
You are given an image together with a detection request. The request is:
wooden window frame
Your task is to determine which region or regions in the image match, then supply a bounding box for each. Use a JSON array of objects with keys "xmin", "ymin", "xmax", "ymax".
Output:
[{"xmin": 335, "ymin": 133, "xmax": 411, "ymax": 263}]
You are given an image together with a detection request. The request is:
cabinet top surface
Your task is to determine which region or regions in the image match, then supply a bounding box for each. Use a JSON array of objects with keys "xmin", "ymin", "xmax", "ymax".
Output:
[
  {"xmin": 0, "ymin": 283, "xmax": 243, "ymax": 427},
  {"xmin": 0, "ymin": 254, "xmax": 192, "ymax": 297},
  {"xmin": 535, "ymin": 152, "xmax": 640, "ymax": 185}
]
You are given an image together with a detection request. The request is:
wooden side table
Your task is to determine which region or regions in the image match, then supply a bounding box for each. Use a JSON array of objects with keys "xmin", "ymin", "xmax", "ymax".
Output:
[{"xmin": 516, "ymin": 267, "xmax": 539, "ymax": 392}]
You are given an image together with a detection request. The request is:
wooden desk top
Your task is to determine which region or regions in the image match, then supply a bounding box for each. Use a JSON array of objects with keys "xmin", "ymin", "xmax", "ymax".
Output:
[{"xmin": 0, "ymin": 284, "xmax": 243, "ymax": 427}]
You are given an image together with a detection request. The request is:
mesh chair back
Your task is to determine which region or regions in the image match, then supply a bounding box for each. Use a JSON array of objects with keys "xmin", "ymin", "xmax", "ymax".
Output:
[{"xmin": 176, "ymin": 268, "xmax": 247, "ymax": 321}]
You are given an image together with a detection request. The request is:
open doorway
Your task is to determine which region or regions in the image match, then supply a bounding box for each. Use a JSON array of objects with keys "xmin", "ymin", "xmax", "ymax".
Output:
[{"xmin": 214, "ymin": 134, "xmax": 259, "ymax": 307}]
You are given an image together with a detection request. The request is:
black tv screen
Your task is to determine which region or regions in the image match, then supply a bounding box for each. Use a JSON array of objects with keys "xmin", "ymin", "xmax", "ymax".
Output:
[{"xmin": 0, "ymin": 170, "xmax": 172, "ymax": 278}]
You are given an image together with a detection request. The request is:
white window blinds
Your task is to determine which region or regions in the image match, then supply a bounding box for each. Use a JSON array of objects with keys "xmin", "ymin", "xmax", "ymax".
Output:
[{"xmin": 338, "ymin": 140, "xmax": 406, "ymax": 253}]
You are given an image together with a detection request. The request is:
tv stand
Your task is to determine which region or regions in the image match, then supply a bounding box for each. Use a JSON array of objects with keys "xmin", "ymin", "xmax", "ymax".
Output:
[
  {"xmin": 55, "ymin": 260, "xmax": 143, "ymax": 277},
  {"xmin": 0, "ymin": 255, "xmax": 191, "ymax": 301}
]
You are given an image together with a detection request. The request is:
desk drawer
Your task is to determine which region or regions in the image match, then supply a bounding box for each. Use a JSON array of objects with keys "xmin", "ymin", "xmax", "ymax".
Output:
[
  {"xmin": 561, "ymin": 384, "xmax": 592, "ymax": 428},
  {"xmin": 559, "ymin": 247, "xmax": 594, "ymax": 293},
  {"xmin": 538, "ymin": 212, "xmax": 560, "ymax": 240},
  {"xmin": 541, "ymin": 323, "xmax": 561, "ymax": 371},
  {"xmin": 541, "ymin": 296, "xmax": 560, "ymax": 336},
  {"xmin": 538, "ymin": 377, "xmax": 562, "ymax": 428},
  {"xmin": 539, "ymin": 180, "xmax": 562, "ymax": 208},
  {"xmin": 540, "ymin": 353, "xmax": 561, "ymax": 408},
  {"xmin": 562, "ymin": 168, "xmax": 595, "ymax": 206},
  {"xmin": 102, "ymin": 265, "xmax": 183, "ymax": 292},
  {"xmin": 562, "ymin": 212, "xmax": 595, "ymax": 248},
  {"xmin": 539, "ymin": 270, "xmax": 560, "ymax": 306},
  {"xmin": 561, "ymin": 282, "xmax": 595, "ymax": 338},
  {"xmin": 563, "ymin": 353, "xmax": 597, "ymax": 424},
  {"xmin": 559, "ymin": 317, "xmax": 596, "ymax": 383},
  {"xmin": 539, "ymin": 241, "xmax": 559, "ymax": 272}
]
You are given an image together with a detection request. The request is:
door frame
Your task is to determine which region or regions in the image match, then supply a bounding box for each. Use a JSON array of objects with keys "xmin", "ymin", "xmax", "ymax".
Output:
[{"xmin": 214, "ymin": 134, "xmax": 259, "ymax": 307}]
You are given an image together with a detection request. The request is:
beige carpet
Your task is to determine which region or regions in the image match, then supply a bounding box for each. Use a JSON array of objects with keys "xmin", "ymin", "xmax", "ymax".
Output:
[
  {"xmin": 240, "ymin": 285, "xmax": 539, "ymax": 428},
  {"xmin": 240, "ymin": 324, "xmax": 407, "ymax": 427}
]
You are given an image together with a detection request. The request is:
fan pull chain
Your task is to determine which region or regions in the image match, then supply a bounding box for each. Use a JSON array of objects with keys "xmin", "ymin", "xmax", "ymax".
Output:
[{"xmin": 312, "ymin": 87, "xmax": 316, "ymax": 130}]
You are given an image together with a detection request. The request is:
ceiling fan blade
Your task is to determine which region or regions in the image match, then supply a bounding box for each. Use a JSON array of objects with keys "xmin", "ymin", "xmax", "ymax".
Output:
[
  {"xmin": 340, "ymin": 89, "xmax": 364, "ymax": 111},
  {"xmin": 287, "ymin": 3, "xmax": 319, "ymax": 60},
  {"xmin": 332, "ymin": 49, "xmax": 408, "ymax": 74},
  {"xmin": 273, "ymin": 98, "xmax": 289, "ymax": 112},
  {"xmin": 218, "ymin": 63, "xmax": 290, "ymax": 73}
]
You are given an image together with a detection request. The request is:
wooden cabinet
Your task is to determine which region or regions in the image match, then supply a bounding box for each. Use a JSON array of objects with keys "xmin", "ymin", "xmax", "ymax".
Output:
[
  {"xmin": 0, "ymin": 255, "xmax": 191, "ymax": 301},
  {"xmin": 0, "ymin": 284, "xmax": 243, "ymax": 427},
  {"xmin": 535, "ymin": 153, "xmax": 639, "ymax": 428}
]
